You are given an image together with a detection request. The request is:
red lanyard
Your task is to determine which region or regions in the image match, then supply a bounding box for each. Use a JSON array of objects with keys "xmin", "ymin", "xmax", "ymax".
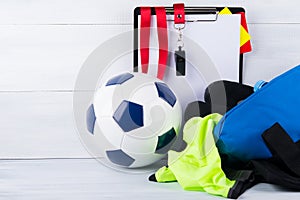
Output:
[
  {"xmin": 140, "ymin": 7, "xmax": 168, "ymax": 80},
  {"xmin": 140, "ymin": 7, "xmax": 151, "ymax": 74}
]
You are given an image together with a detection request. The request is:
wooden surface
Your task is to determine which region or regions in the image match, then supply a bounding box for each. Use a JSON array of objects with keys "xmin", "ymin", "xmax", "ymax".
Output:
[
  {"xmin": 1, "ymin": 0, "xmax": 300, "ymax": 199},
  {"xmin": 2, "ymin": 159, "xmax": 300, "ymax": 200}
]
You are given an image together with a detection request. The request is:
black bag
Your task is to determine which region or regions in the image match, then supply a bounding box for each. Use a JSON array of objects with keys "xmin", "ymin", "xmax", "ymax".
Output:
[
  {"xmin": 184, "ymin": 80, "xmax": 253, "ymax": 121},
  {"xmin": 222, "ymin": 123, "xmax": 300, "ymax": 191},
  {"xmin": 250, "ymin": 123, "xmax": 300, "ymax": 190}
]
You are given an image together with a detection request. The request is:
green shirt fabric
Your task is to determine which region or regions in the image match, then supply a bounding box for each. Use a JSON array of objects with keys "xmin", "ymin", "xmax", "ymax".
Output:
[{"xmin": 154, "ymin": 114, "xmax": 236, "ymax": 198}]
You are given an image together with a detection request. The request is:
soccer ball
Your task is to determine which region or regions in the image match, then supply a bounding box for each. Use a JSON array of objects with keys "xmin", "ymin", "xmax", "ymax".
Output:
[{"xmin": 86, "ymin": 72, "xmax": 182, "ymax": 168}]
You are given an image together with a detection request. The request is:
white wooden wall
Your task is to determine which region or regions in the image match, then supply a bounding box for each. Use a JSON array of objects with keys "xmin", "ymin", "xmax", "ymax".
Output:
[
  {"xmin": 3, "ymin": 1, "xmax": 300, "ymax": 199},
  {"xmin": 1, "ymin": 0, "xmax": 300, "ymax": 159}
]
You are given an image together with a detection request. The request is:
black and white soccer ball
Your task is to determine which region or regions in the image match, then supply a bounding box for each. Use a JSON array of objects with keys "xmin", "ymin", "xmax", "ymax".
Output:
[{"xmin": 86, "ymin": 72, "xmax": 182, "ymax": 168}]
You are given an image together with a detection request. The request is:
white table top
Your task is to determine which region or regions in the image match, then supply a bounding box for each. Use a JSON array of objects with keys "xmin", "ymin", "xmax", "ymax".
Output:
[{"xmin": 1, "ymin": 158, "xmax": 299, "ymax": 200}]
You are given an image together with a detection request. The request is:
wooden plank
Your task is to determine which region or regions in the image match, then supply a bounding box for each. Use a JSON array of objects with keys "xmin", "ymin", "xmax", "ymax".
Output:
[
  {"xmin": 0, "ymin": 25, "xmax": 131, "ymax": 91},
  {"xmin": 0, "ymin": 159, "xmax": 217, "ymax": 199},
  {"xmin": 243, "ymin": 24, "xmax": 300, "ymax": 85},
  {"xmin": 0, "ymin": 92, "xmax": 89, "ymax": 158},
  {"xmin": 2, "ymin": 159, "xmax": 299, "ymax": 199},
  {"xmin": 1, "ymin": 0, "xmax": 300, "ymax": 24},
  {"xmin": 243, "ymin": 0, "xmax": 300, "ymax": 24},
  {"xmin": 1, "ymin": 24, "xmax": 300, "ymax": 90},
  {"xmin": 0, "ymin": 0, "xmax": 243, "ymax": 25}
]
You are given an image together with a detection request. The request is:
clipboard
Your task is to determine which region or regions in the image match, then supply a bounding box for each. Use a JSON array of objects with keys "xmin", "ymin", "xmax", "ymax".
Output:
[
  {"xmin": 132, "ymin": 6, "xmax": 250, "ymax": 112},
  {"xmin": 133, "ymin": 6, "xmax": 247, "ymax": 83}
]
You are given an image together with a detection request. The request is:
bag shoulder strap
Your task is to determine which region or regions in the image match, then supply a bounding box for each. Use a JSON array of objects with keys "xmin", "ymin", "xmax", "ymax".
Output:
[{"xmin": 262, "ymin": 122, "xmax": 300, "ymax": 176}]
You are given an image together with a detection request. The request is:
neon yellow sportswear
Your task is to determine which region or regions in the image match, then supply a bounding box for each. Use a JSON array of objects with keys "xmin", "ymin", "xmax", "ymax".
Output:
[{"xmin": 149, "ymin": 114, "xmax": 255, "ymax": 198}]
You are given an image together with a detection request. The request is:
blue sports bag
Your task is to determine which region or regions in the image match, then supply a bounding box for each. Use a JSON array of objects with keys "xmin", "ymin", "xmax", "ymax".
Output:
[{"xmin": 214, "ymin": 65, "xmax": 300, "ymax": 163}]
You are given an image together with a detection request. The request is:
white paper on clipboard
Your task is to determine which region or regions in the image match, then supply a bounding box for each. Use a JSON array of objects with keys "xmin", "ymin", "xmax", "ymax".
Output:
[{"xmin": 137, "ymin": 14, "xmax": 241, "ymax": 109}]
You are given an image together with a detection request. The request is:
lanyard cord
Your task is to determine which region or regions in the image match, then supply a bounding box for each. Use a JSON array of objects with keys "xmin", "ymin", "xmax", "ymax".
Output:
[{"xmin": 140, "ymin": 7, "xmax": 168, "ymax": 80}]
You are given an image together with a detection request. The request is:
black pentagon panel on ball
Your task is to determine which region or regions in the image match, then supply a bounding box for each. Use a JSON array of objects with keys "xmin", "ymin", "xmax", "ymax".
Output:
[
  {"xmin": 113, "ymin": 100, "xmax": 144, "ymax": 132},
  {"xmin": 106, "ymin": 72, "xmax": 134, "ymax": 86},
  {"xmin": 106, "ymin": 149, "xmax": 135, "ymax": 167},
  {"xmin": 155, "ymin": 82, "xmax": 177, "ymax": 107},
  {"xmin": 86, "ymin": 104, "xmax": 96, "ymax": 134},
  {"xmin": 155, "ymin": 127, "xmax": 176, "ymax": 154}
]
